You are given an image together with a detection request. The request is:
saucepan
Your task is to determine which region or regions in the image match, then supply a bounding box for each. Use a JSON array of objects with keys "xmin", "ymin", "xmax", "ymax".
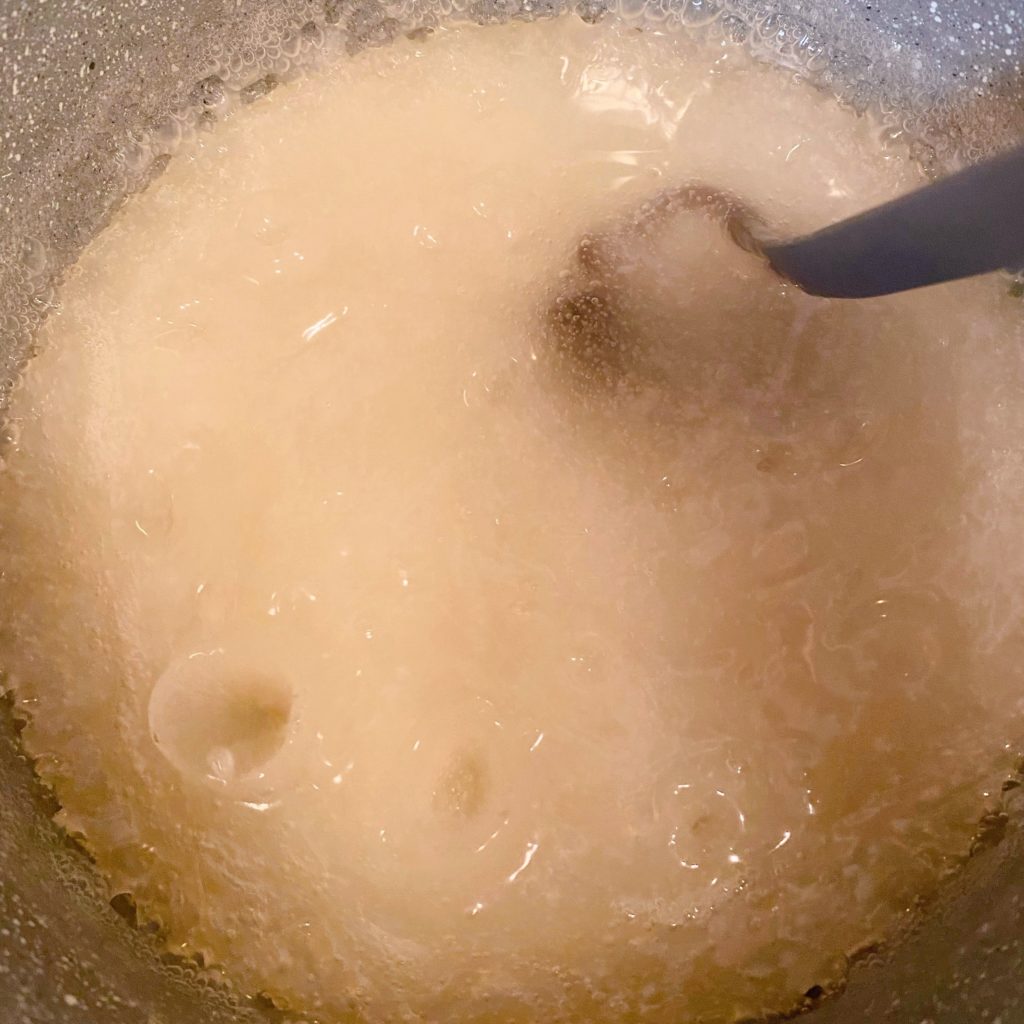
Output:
[{"xmin": 1, "ymin": 1, "xmax": 1023, "ymax": 1021}]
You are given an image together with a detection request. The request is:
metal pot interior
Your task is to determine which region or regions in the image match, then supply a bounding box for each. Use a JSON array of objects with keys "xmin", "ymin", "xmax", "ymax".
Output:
[{"xmin": 2, "ymin": 1, "xmax": 1024, "ymax": 1021}]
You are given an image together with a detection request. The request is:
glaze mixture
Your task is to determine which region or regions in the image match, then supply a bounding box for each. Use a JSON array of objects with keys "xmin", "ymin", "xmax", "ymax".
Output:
[{"xmin": 3, "ymin": 14, "xmax": 1024, "ymax": 1023}]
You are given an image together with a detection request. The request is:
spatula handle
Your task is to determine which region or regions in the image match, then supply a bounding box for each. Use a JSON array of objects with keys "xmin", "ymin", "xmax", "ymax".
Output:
[{"xmin": 763, "ymin": 143, "xmax": 1024, "ymax": 298}]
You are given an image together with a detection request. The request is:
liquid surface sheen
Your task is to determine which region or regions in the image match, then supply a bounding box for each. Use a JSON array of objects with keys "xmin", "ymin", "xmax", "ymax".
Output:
[{"xmin": 3, "ymin": 15, "xmax": 1024, "ymax": 1023}]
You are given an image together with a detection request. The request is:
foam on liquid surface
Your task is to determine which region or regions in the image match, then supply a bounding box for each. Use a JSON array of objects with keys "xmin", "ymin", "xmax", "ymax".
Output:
[{"xmin": 3, "ymin": 15, "xmax": 1024, "ymax": 1023}]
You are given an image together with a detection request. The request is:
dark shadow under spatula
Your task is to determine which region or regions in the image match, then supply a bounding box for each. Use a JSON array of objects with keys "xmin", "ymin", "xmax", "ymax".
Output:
[{"xmin": 545, "ymin": 150, "xmax": 1024, "ymax": 390}]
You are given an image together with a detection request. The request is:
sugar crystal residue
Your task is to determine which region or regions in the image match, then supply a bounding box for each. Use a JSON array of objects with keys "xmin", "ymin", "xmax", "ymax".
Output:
[{"xmin": 3, "ymin": 14, "xmax": 1024, "ymax": 1024}]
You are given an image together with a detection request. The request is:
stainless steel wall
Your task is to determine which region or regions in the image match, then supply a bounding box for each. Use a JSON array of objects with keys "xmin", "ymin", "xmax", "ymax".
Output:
[{"xmin": 1, "ymin": 2, "xmax": 1023, "ymax": 1021}]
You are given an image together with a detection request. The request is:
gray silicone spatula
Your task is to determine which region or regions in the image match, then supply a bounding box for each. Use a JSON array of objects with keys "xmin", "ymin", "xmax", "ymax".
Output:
[{"xmin": 759, "ymin": 143, "xmax": 1024, "ymax": 298}]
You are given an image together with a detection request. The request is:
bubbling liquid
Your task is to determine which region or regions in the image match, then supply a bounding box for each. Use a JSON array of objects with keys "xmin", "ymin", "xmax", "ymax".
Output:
[{"xmin": 3, "ymin": 14, "xmax": 1024, "ymax": 1024}]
